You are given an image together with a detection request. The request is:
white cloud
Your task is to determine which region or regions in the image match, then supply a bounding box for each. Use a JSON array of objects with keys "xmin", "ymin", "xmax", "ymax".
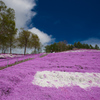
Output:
[
  {"xmin": 81, "ymin": 38, "xmax": 100, "ymax": 47},
  {"xmin": 3, "ymin": 0, "xmax": 55, "ymax": 44},
  {"xmin": 3, "ymin": 0, "xmax": 36, "ymax": 30},
  {"xmin": 29, "ymin": 27, "xmax": 55, "ymax": 45}
]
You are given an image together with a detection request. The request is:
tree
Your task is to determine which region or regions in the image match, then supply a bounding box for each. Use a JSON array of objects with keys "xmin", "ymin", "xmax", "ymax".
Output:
[
  {"xmin": 0, "ymin": 1, "xmax": 8, "ymax": 53},
  {"xmin": 57, "ymin": 41, "xmax": 67, "ymax": 52},
  {"xmin": 52, "ymin": 43, "xmax": 58, "ymax": 52},
  {"xmin": 0, "ymin": 34, "xmax": 9, "ymax": 53},
  {"xmin": 74, "ymin": 42, "xmax": 77, "ymax": 48},
  {"xmin": 29, "ymin": 34, "xmax": 40, "ymax": 54},
  {"xmin": 17, "ymin": 28, "xmax": 32, "ymax": 55},
  {"xmin": 31, "ymin": 42, "xmax": 42, "ymax": 54},
  {"xmin": 89, "ymin": 44, "xmax": 94, "ymax": 49},
  {"xmin": 37, "ymin": 42, "xmax": 43, "ymax": 53},
  {"xmin": 95, "ymin": 44, "xmax": 99, "ymax": 49},
  {"xmin": 0, "ymin": 1, "xmax": 7, "ymax": 35},
  {"xmin": 85, "ymin": 44, "xmax": 90, "ymax": 49},
  {"xmin": 0, "ymin": 1, "xmax": 17, "ymax": 53},
  {"xmin": 44, "ymin": 40, "xmax": 67, "ymax": 53},
  {"xmin": 0, "ymin": 1, "xmax": 7, "ymax": 12},
  {"xmin": 17, "ymin": 29, "xmax": 40, "ymax": 54},
  {"xmin": 45, "ymin": 45, "xmax": 51, "ymax": 53},
  {"xmin": 82, "ymin": 43, "xmax": 86, "ymax": 49},
  {"xmin": 77, "ymin": 41, "xmax": 83, "ymax": 48},
  {"xmin": 6, "ymin": 8, "xmax": 18, "ymax": 54},
  {"xmin": 67, "ymin": 44, "xmax": 74, "ymax": 50},
  {"xmin": 73, "ymin": 42, "xmax": 83, "ymax": 49},
  {"xmin": 63, "ymin": 40, "xmax": 68, "ymax": 51}
]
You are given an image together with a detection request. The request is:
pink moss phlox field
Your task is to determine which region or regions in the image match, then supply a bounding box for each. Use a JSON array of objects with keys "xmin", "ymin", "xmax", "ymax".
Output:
[
  {"xmin": 0, "ymin": 53, "xmax": 43, "ymax": 67},
  {"xmin": 0, "ymin": 50, "xmax": 100, "ymax": 100}
]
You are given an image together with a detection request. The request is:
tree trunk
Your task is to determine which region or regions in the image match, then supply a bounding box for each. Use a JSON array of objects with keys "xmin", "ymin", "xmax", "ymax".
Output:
[
  {"xmin": 2, "ymin": 45, "xmax": 4, "ymax": 53},
  {"xmin": 34, "ymin": 47, "xmax": 36, "ymax": 54},
  {"xmin": 24, "ymin": 46, "xmax": 26, "ymax": 55},
  {"xmin": 24, "ymin": 43, "xmax": 27, "ymax": 55},
  {"xmin": 10, "ymin": 39, "xmax": 12, "ymax": 54},
  {"xmin": 2, "ymin": 46, "xmax": 3, "ymax": 53},
  {"xmin": 2, "ymin": 49, "xmax": 3, "ymax": 53},
  {"xmin": 10, "ymin": 47, "xmax": 11, "ymax": 54},
  {"xmin": 24, "ymin": 39, "xmax": 28, "ymax": 55}
]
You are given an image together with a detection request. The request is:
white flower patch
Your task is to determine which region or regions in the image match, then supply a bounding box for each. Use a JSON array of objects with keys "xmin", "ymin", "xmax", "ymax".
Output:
[
  {"xmin": 0, "ymin": 54, "xmax": 22, "ymax": 58},
  {"xmin": 32, "ymin": 71, "xmax": 100, "ymax": 89},
  {"xmin": 61, "ymin": 49, "xmax": 100, "ymax": 53},
  {"xmin": 60, "ymin": 50, "xmax": 87, "ymax": 53},
  {"xmin": 0, "ymin": 55, "xmax": 4, "ymax": 58}
]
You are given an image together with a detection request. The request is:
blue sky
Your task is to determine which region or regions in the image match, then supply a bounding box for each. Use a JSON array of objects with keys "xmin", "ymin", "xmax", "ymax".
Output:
[
  {"xmin": 3, "ymin": 0, "xmax": 100, "ymax": 52},
  {"xmin": 30, "ymin": 0, "xmax": 100, "ymax": 45}
]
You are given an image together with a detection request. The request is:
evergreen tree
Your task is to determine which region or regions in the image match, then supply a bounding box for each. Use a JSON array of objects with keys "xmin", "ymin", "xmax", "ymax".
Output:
[
  {"xmin": 95, "ymin": 44, "xmax": 99, "ymax": 49},
  {"xmin": 57, "ymin": 41, "xmax": 67, "ymax": 52},
  {"xmin": 85, "ymin": 44, "xmax": 90, "ymax": 49},
  {"xmin": 89, "ymin": 44, "xmax": 94, "ymax": 49},
  {"xmin": 82, "ymin": 43, "xmax": 86, "ymax": 49},
  {"xmin": 74, "ymin": 42, "xmax": 77, "ymax": 48},
  {"xmin": 77, "ymin": 41, "xmax": 82, "ymax": 48},
  {"xmin": 67, "ymin": 44, "xmax": 74, "ymax": 50},
  {"xmin": 45, "ymin": 45, "xmax": 51, "ymax": 53}
]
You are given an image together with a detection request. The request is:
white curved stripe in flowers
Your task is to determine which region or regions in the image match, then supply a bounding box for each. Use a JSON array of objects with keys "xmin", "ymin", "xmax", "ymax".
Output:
[
  {"xmin": 32, "ymin": 71, "xmax": 100, "ymax": 89},
  {"xmin": 60, "ymin": 49, "xmax": 100, "ymax": 53},
  {"xmin": 0, "ymin": 54, "xmax": 22, "ymax": 58}
]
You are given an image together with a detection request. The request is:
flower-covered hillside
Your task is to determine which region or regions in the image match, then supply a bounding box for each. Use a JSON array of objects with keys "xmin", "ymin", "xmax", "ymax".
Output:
[{"xmin": 0, "ymin": 49, "xmax": 100, "ymax": 100}]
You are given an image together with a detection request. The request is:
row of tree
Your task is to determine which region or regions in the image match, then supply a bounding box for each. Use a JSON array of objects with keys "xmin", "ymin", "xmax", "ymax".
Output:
[
  {"xmin": 45, "ymin": 41, "xmax": 99, "ymax": 53},
  {"xmin": 17, "ymin": 28, "xmax": 41, "ymax": 54},
  {"xmin": 0, "ymin": 1, "xmax": 41, "ymax": 55}
]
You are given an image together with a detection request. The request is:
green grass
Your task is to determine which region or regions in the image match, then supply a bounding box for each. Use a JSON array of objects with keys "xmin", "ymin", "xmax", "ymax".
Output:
[{"xmin": 40, "ymin": 54, "xmax": 48, "ymax": 58}]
